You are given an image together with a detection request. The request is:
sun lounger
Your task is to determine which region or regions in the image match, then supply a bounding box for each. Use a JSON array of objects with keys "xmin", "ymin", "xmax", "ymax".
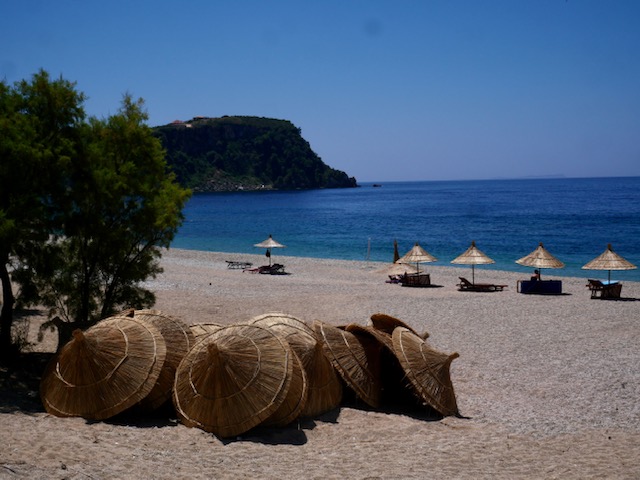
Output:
[
  {"xmin": 244, "ymin": 264, "xmax": 287, "ymax": 275},
  {"xmin": 264, "ymin": 263, "xmax": 287, "ymax": 275},
  {"xmin": 586, "ymin": 279, "xmax": 622, "ymax": 299},
  {"xmin": 400, "ymin": 272, "xmax": 431, "ymax": 287},
  {"xmin": 226, "ymin": 260, "xmax": 253, "ymax": 270},
  {"xmin": 457, "ymin": 277, "xmax": 507, "ymax": 292}
]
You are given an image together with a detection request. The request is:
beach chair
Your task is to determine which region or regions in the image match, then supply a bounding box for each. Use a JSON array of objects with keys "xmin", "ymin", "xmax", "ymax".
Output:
[
  {"xmin": 586, "ymin": 279, "xmax": 622, "ymax": 299},
  {"xmin": 226, "ymin": 260, "xmax": 253, "ymax": 270},
  {"xmin": 400, "ymin": 272, "xmax": 431, "ymax": 287},
  {"xmin": 457, "ymin": 277, "xmax": 506, "ymax": 292},
  {"xmin": 266, "ymin": 263, "xmax": 287, "ymax": 275},
  {"xmin": 244, "ymin": 265, "xmax": 271, "ymax": 274}
]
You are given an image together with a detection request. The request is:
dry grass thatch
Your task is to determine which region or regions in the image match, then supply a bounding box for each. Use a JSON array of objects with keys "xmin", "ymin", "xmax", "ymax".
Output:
[
  {"xmin": 391, "ymin": 327, "xmax": 460, "ymax": 417},
  {"xmin": 131, "ymin": 310, "xmax": 195, "ymax": 411},
  {"xmin": 582, "ymin": 244, "xmax": 637, "ymax": 271},
  {"xmin": 189, "ymin": 323, "xmax": 224, "ymax": 341},
  {"xmin": 312, "ymin": 320, "xmax": 382, "ymax": 409},
  {"xmin": 248, "ymin": 313, "xmax": 342, "ymax": 417},
  {"xmin": 261, "ymin": 348, "xmax": 308, "ymax": 427},
  {"xmin": 172, "ymin": 324, "xmax": 293, "ymax": 438},
  {"xmin": 369, "ymin": 312, "xmax": 427, "ymax": 339},
  {"xmin": 516, "ymin": 242, "xmax": 565, "ymax": 269},
  {"xmin": 40, "ymin": 316, "xmax": 167, "ymax": 420}
]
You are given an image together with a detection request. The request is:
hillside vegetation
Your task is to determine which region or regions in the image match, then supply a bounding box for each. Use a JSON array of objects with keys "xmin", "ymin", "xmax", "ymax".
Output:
[{"xmin": 153, "ymin": 116, "xmax": 357, "ymax": 191}]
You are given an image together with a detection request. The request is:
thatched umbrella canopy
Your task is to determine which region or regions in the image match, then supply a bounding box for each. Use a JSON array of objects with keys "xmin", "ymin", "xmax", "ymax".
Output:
[
  {"xmin": 40, "ymin": 316, "xmax": 167, "ymax": 420},
  {"xmin": 312, "ymin": 320, "xmax": 382, "ymax": 408},
  {"xmin": 582, "ymin": 244, "xmax": 637, "ymax": 283},
  {"xmin": 395, "ymin": 242, "xmax": 437, "ymax": 273},
  {"xmin": 254, "ymin": 234, "xmax": 286, "ymax": 266},
  {"xmin": 131, "ymin": 310, "xmax": 195, "ymax": 411},
  {"xmin": 261, "ymin": 348, "xmax": 308, "ymax": 427},
  {"xmin": 391, "ymin": 327, "xmax": 460, "ymax": 417},
  {"xmin": 369, "ymin": 312, "xmax": 428, "ymax": 339},
  {"xmin": 172, "ymin": 324, "xmax": 293, "ymax": 438},
  {"xmin": 248, "ymin": 313, "xmax": 342, "ymax": 418},
  {"xmin": 515, "ymin": 242, "xmax": 564, "ymax": 279},
  {"xmin": 374, "ymin": 263, "xmax": 418, "ymax": 276},
  {"xmin": 346, "ymin": 323, "xmax": 428, "ymax": 409},
  {"xmin": 189, "ymin": 323, "xmax": 224, "ymax": 342},
  {"xmin": 451, "ymin": 241, "xmax": 495, "ymax": 284}
]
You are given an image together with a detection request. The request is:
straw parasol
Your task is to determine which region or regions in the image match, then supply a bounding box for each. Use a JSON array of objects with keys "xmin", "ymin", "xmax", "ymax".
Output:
[
  {"xmin": 254, "ymin": 234, "xmax": 286, "ymax": 266},
  {"xmin": 248, "ymin": 313, "xmax": 342, "ymax": 417},
  {"xmin": 582, "ymin": 243, "xmax": 637, "ymax": 283},
  {"xmin": 515, "ymin": 242, "xmax": 565, "ymax": 279},
  {"xmin": 346, "ymin": 323, "xmax": 427, "ymax": 409},
  {"xmin": 391, "ymin": 327, "xmax": 460, "ymax": 417},
  {"xmin": 40, "ymin": 316, "xmax": 167, "ymax": 420},
  {"xmin": 172, "ymin": 324, "xmax": 293, "ymax": 438},
  {"xmin": 369, "ymin": 312, "xmax": 428, "ymax": 339},
  {"xmin": 395, "ymin": 242, "xmax": 437, "ymax": 273},
  {"xmin": 451, "ymin": 241, "xmax": 495, "ymax": 284},
  {"xmin": 312, "ymin": 320, "xmax": 382, "ymax": 408},
  {"xmin": 189, "ymin": 323, "xmax": 224, "ymax": 342},
  {"xmin": 261, "ymin": 348, "xmax": 308, "ymax": 427},
  {"xmin": 131, "ymin": 310, "xmax": 195, "ymax": 411}
]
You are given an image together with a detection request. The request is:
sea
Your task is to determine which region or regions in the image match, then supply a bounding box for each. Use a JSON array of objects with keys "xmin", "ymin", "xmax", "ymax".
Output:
[{"xmin": 172, "ymin": 176, "xmax": 640, "ymax": 282}]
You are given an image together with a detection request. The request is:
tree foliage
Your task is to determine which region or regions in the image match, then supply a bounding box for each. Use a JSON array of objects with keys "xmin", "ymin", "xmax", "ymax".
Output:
[
  {"xmin": 153, "ymin": 116, "xmax": 358, "ymax": 191},
  {"xmin": 0, "ymin": 71, "xmax": 85, "ymax": 356},
  {"xmin": 0, "ymin": 71, "xmax": 190, "ymax": 355}
]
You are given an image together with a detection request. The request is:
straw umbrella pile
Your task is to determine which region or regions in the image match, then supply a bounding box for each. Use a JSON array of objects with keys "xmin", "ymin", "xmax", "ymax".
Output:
[{"xmin": 41, "ymin": 310, "xmax": 461, "ymax": 438}]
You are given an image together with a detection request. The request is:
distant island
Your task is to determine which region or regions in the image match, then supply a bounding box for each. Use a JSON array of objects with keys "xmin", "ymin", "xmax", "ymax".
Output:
[{"xmin": 153, "ymin": 116, "xmax": 358, "ymax": 192}]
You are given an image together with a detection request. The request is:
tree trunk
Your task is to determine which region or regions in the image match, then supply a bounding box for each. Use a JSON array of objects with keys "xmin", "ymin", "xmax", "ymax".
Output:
[{"xmin": 0, "ymin": 255, "xmax": 16, "ymax": 358}]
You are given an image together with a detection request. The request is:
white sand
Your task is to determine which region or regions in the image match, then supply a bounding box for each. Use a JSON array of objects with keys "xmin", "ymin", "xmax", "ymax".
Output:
[{"xmin": 2, "ymin": 248, "xmax": 639, "ymax": 479}]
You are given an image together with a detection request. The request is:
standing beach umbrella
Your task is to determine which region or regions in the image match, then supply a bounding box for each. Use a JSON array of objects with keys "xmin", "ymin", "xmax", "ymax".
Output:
[
  {"xmin": 582, "ymin": 244, "xmax": 637, "ymax": 283},
  {"xmin": 451, "ymin": 241, "xmax": 495, "ymax": 284},
  {"xmin": 254, "ymin": 234, "xmax": 286, "ymax": 266},
  {"xmin": 515, "ymin": 242, "xmax": 564, "ymax": 279},
  {"xmin": 395, "ymin": 242, "xmax": 437, "ymax": 274}
]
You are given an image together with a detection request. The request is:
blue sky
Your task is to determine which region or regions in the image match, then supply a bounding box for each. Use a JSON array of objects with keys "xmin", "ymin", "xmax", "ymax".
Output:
[{"xmin": 2, "ymin": 1, "xmax": 639, "ymax": 182}]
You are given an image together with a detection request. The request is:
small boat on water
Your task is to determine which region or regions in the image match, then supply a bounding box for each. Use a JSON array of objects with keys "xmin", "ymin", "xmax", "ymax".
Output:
[{"xmin": 372, "ymin": 184, "xmax": 382, "ymax": 187}]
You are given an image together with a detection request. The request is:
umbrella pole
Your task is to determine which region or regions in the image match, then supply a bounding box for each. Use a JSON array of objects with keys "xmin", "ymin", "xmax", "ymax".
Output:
[{"xmin": 472, "ymin": 265, "xmax": 475, "ymax": 284}]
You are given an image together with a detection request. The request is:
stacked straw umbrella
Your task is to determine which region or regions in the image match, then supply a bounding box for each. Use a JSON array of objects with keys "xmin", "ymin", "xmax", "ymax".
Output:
[
  {"xmin": 40, "ymin": 315, "xmax": 169, "ymax": 420},
  {"xmin": 41, "ymin": 309, "xmax": 462, "ymax": 438}
]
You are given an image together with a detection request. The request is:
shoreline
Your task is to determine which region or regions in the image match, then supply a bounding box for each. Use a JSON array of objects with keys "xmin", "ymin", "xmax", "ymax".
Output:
[
  {"xmin": 4, "ymin": 247, "xmax": 639, "ymax": 479},
  {"xmin": 169, "ymin": 245, "xmax": 640, "ymax": 283}
]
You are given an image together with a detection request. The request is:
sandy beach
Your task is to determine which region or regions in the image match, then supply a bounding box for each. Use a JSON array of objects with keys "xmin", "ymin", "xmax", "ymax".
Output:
[{"xmin": 2, "ymin": 248, "xmax": 639, "ymax": 479}]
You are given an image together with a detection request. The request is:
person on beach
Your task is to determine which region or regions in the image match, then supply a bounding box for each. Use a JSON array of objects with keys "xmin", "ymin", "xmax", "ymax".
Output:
[{"xmin": 531, "ymin": 269, "xmax": 541, "ymax": 281}]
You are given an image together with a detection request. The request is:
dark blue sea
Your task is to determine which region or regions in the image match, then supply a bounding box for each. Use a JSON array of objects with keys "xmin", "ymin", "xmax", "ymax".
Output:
[{"xmin": 172, "ymin": 176, "xmax": 640, "ymax": 282}]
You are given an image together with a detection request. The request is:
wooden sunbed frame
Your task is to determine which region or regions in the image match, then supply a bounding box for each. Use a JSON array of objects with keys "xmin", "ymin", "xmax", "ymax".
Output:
[
  {"xmin": 457, "ymin": 277, "xmax": 507, "ymax": 292},
  {"xmin": 586, "ymin": 279, "xmax": 622, "ymax": 299}
]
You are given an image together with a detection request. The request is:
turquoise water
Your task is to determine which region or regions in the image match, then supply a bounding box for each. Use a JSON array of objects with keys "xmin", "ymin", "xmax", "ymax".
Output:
[{"xmin": 172, "ymin": 176, "xmax": 640, "ymax": 281}]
